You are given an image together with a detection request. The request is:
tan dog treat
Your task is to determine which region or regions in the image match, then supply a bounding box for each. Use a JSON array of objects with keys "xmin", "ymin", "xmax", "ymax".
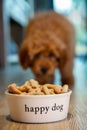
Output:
[
  {"xmin": 49, "ymin": 89, "xmax": 55, "ymax": 94},
  {"xmin": 28, "ymin": 91, "xmax": 44, "ymax": 95},
  {"xmin": 42, "ymin": 85, "xmax": 50, "ymax": 95},
  {"xmin": 44, "ymin": 84, "xmax": 62, "ymax": 94},
  {"xmin": 62, "ymin": 84, "xmax": 68, "ymax": 93},
  {"xmin": 19, "ymin": 81, "xmax": 34, "ymax": 93},
  {"xmin": 53, "ymin": 86, "xmax": 63, "ymax": 94},
  {"xmin": 23, "ymin": 81, "xmax": 31, "ymax": 87},
  {"xmin": 29, "ymin": 79, "xmax": 40, "ymax": 88},
  {"xmin": 8, "ymin": 83, "xmax": 22, "ymax": 94},
  {"xmin": 17, "ymin": 86, "xmax": 28, "ymax": 92}
]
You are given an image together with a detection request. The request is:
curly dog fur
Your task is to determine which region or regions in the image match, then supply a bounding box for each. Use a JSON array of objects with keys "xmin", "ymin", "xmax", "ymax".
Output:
[{"xmin": 19, "ymin": 11, "xmax": 75, "ymax": 86}]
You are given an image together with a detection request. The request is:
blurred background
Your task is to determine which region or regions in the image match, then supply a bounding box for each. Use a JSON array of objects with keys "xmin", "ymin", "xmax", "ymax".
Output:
[{"xmin": 0, "ymin": 0, "xmax": 87, "ymax": 93}]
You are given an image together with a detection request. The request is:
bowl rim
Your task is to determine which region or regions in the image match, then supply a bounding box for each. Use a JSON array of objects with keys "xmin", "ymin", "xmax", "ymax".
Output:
[{"xmin": 5, "ymin": 89, "xmax": 72, "ymax": 98}]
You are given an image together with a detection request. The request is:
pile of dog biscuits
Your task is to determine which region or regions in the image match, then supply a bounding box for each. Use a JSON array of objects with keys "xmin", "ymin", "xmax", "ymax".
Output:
[{"xmin": 8, "ymin": 79, "xmax": 69, "ymax": 95}]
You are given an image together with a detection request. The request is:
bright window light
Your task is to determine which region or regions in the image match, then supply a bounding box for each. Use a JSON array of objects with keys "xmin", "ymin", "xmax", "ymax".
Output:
[{"xmin": 53, "ymin": 0, "xmax": 72, "ymax": 14}]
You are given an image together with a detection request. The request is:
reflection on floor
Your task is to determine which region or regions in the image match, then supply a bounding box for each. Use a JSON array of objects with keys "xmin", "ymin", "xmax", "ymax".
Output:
[{"xmin": 0, "ymin": 58, "xmax": 87, "ymax": 94}]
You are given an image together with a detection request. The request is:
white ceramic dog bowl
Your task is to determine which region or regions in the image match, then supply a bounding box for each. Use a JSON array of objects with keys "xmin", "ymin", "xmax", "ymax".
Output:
[{"xmin": 5, "ymin": 90, "xmax": 72, "ymax": 123}]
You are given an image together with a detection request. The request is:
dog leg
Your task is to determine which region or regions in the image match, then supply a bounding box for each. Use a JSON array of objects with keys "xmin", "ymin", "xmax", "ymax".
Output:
[{"xmin": 60, "ymin": 59, "xmax": 74, "ymax": 87}]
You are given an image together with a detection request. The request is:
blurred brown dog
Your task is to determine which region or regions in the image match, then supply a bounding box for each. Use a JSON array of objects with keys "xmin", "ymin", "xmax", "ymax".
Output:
[{"xmin": 19, "ymin": 11, "xmax": 75, "ymax": 86}]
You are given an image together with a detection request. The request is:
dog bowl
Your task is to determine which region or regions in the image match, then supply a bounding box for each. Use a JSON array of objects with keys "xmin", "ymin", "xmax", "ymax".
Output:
[{"xmin": 5, "ymin": 89, "xmax": 72, "ymax": 123}]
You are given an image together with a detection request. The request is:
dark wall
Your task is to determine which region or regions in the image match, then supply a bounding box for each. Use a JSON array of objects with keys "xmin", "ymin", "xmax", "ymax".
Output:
[
  {"xmin": 34, "ymin": 0, "xmax": 53, "ymax": 12},
  {"xmin": 0, "ymin": 0, "xmax": 6, "ymax": 67}
]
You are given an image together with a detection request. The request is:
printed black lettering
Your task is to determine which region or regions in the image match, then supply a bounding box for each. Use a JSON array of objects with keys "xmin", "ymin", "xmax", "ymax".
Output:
[
  {"xmin": 35, "ymin": 107, "xmax": 39, "ymax": 114},
  {"xmin": 25, "ymin": 104, "xmax": 29, "ymax": 112}
]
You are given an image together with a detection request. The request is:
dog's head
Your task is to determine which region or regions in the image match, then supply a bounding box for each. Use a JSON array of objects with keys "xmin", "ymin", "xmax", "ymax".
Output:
[{"xmin": 19, "ymin": 32, "xmax": 68, "ymax": 84}]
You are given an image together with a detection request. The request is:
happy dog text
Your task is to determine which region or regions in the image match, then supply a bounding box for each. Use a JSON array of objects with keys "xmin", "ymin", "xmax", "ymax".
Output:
[{"xmin": 24, "ymin": 103, "xmax": 63, "ymax": 114}]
